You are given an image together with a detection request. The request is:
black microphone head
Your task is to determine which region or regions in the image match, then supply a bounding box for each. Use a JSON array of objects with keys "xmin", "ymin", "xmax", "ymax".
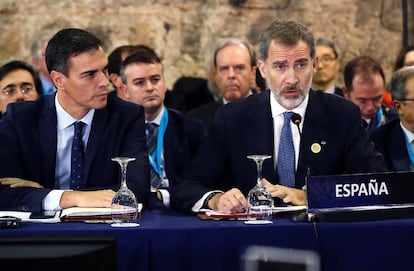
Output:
[{"xmin": 290, "ymin": 112, "xmax": 302, "ymax": 125}]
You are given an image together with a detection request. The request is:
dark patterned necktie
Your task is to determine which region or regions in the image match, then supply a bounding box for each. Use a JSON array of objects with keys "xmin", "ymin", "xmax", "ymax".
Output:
[
  {"xmin": 277, "ymin": 112, "xmax": 295, "ymax": 187},
  {"xmin": 70, "ymin": 121, "xmax": 86, "ymax": 190},
  {"xmin": 146, "ymin": 122, "xmax": 163, "ymax": 188}
]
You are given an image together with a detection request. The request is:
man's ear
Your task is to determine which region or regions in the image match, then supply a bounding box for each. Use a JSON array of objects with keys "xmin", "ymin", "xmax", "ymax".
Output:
[
  {"xmin": 393, "ymin": 100, "xmax": 402, "ymax": 114},
  {"xmin": 342, "ymin": 86, "xmax": 350, "ymax": 98},
  {"xmin": 50, "ymin": 71, "xmax": 64, "ymax": 90},
  {"xmin": 257, "ymin": 60, "xmax": 266, "ymax": 79},
  {"xmin": 119, "ymin": 83, "xmax": 129, "ymax": 99}
]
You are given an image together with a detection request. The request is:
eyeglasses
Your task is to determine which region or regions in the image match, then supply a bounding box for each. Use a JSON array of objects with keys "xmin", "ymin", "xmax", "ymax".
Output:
[
  {"xmin": 1, "ymin": 84, "xmax": 35, "ymax": 97},
  {"xmin": 318, "ymin": 55, "xmax": 337, "ymax": 65}
]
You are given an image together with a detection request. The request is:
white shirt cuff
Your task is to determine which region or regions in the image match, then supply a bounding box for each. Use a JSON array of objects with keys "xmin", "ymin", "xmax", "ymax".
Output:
[{"xmin": 42, "ymin": 189, "xmax": 68, "ymax": 211}]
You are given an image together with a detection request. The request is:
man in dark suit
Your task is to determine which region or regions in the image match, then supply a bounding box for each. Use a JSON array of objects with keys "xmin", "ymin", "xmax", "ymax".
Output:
[
  {"xmin": 371, "ymin": 66, "xmax": 414, "ymax": 171},
  {"xmin": 119, "ymin": 47, "xmax": 207, "ymax": 209},
  {"xmin": 187, "ymin": 38, "xmax": 257, "ymax": 132},
  {"xmin": 342, "ymin": 55, "xmax": 398, "ymax": 132},
  {"xmin": 171, "ymin": 19, "xmax": 386, "ymax": 214},
  {"xmin": 0, "ymin": 28, "xmax": 150, "ymax": 211}
]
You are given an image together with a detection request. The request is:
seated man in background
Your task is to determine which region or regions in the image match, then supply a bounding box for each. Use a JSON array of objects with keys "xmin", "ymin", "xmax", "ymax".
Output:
[
  {"xmin": 31, "ymin": 32, "xmax": 56, "ymax": 95},
  {"xmin": 171, "ymin": 19, "xmax": 386, "ymax": 214},
  {"xmin": 371, "ymin": 66, "xmax": 414, "ymax": 171},
  {"xmin": 120, "ymin": 47, "xmax": 207, "ymax": 209},
  {"xmin": 342, "ymin": 55, "xmax": 398, "ymax": 132},
  {"xmin": 312, "ymin": 38, "xmax": 343, "ymax": 96},
  {"xmin": 0, "ymin": 60, "xmax": 42, "ymax": 118},
  {"xmin": 0, "ymin": 28, "xmax": 150, "ymax": 211},
  {"xmin": 187, "ymin": 38, "xmax": 257, "ymax": 132},
  {"xmin": 107, "ymin": 44, "xmax": 143, "ymax": 99}
]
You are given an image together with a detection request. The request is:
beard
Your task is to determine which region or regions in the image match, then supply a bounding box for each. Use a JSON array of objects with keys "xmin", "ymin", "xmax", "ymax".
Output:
[{"xmin": 271, "ymin": 82, "xmax": 311, "ymax": 110}]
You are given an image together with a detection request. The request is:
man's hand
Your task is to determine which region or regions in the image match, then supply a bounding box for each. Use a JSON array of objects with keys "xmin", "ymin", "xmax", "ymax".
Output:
[
  {"xmin": 0, "ymin": 177, "xmax": 44, "ymax": 188},
  {"xmin": 211, "ymin": 188, "xmax": 249, "ymax": 214},
  {"xmin": 60, "ymin": 190, "xmax": 116, "ymax": 209},
  {"xmin": 262, "ymin": 179, "xmax": 306, "ymax": 206}
]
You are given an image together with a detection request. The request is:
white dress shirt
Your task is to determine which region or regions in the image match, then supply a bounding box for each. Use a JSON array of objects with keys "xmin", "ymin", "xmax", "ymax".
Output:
[
  {"xmin": 270, "ymin": 91, "xmax": 309, "ymax": 170},
  {"xmin": 42, "ymin": 95, "xmax": 94, "ymax": 211}
]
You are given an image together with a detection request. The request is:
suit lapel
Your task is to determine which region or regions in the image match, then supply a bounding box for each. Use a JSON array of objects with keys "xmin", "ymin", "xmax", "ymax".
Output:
[
  {"xmin": 296, "ymin": 90, "xmax": 329, "ymax": 185},
  {"xmin": 251, "ymin": 91, "xmax": 276, "ymax": 181},
  {"xmin": 39, "ymin": 95, "xmax": 58, "ymax": 187},
  {"xmin": 390, "ymin": 125, "xmax": 411, "ymax": 171}
]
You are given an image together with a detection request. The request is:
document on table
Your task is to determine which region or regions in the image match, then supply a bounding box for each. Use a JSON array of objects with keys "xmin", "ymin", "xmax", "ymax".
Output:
[{"xmin": 198, "ymin": 205, "xmax": 306, "ymax": 220}]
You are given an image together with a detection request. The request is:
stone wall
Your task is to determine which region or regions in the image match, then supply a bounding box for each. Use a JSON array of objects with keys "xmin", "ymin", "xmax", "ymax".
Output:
[{"xmin": 0, "ymin": 0, "xmax": 408, "ymax": 88}]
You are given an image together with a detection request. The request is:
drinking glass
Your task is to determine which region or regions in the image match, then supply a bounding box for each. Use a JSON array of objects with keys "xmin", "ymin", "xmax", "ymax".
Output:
[
  {"xmin": 111, "ymin": 157, "xmax": 141, "ymax": 227},
  {"xmin": 246, "ymin": 155, "xmax": 274, "ymax": 224}
]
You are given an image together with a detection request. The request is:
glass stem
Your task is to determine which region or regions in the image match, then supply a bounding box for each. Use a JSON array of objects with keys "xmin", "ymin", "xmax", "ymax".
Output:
[
  {"xmin": 120, "ymin": 161, "xmax": 128, "ymax": 189},
  {"xmin": 256, "ymin": 159, "xmax": 264, "ymax": 186}
]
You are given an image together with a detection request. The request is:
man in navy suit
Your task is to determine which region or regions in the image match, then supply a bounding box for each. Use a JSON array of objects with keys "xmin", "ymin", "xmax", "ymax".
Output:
[
  {"xmin": 371, "ymin": 66, "xmax": 414, "ymax": 171},
  {"xmin": 342, "ymin": 56, "xmax": 398, "ymax": 132},
  {"xmin": 0, "ymin": 28, "xmax": 150, "ymax": 211},
  {"xmin": 171, "ymin": 19, "xmax": 386, "ymax": 214},
  {"xmin": 119, "ymin": 47, "xmax": 207, "ymax": 209}
]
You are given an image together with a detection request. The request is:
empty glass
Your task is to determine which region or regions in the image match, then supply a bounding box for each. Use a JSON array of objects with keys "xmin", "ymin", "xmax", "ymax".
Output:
[
  {"xmin": 111, "ymin": 157, "xmax": 141, "ymax": 227},
  {"xmin": 246, "ymin": 155, "xmax": 274, "ymax": 224}
]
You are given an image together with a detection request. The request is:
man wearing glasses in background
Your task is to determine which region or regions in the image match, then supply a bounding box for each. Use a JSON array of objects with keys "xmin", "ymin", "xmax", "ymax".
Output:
[
  {"xmin": 311, "ymin": 38, "xmax": 343, "ymax": 96},
  {"xmin": 0, "ymin": 60, "xmax": 42, "ymax": 118},
  {"xmin": 371, "ymin": 66, "xmax": 414, "ymax": 171}
]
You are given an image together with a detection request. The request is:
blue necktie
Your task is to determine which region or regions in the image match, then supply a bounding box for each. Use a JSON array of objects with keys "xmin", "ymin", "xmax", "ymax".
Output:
[
  {"xmin": 277, "ymin": 112, "xmax": 295, "ymax": 187},
  {"xmin": 70, "ymin": 121, "xmax": 86, "ymax": 190},
  {"xmin": 146, "ymin": 123, "xmax": 163, "ymax": 189}
]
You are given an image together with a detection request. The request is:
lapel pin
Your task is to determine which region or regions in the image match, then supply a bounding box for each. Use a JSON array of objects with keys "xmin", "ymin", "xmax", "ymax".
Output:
[{"xmin": 311, "ymin": 143, "xmax": 321, "ymax": 154}]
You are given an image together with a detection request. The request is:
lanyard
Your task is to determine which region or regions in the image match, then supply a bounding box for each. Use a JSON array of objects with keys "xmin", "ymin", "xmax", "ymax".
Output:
[
  {"xmin": 404, "ymin": 133, "xmax": 414, "ymax": 166},
  {"xmin": 148, "ymin": 109, "xmax": 168, "ymax": 177},
  {"xmin": 375, "ymin": 107, "xmax": 383, "ymax": 128}
]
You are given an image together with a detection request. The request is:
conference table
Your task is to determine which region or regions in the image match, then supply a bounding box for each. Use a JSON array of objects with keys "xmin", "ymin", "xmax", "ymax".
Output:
[{"xmin": 0, "ymin": 210, "xmax": 413, "ymax": 271}]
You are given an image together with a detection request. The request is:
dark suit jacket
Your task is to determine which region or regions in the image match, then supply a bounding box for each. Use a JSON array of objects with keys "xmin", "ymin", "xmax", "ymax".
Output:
[
  {"xmin": 171, "ymin": 89, "xmax": 387, "ymax": 212},
  {"xmin": 164, "ymin": 109, "xmax": 207, "ymax": 186},
  {"xmin": 365, "ymin": 105, "xmax": 399, "ymax": 132},
  {"xmin": 164, "ymin": 76, "xmax": 214, "ymax": 113},
  {"xmin": 187, "ymin": 100, "xmax": 223, "ymax": 133},
  {"xmin": 370, "ymin": 118, "xmax": 411, "ymax": 171},
  {"xmin": 148, "ymin": 108, "xmax": 207, "ymax": 209},
  {"xmin": 0, "ymin": 94, "xmax": 150, "ymax": 211}
]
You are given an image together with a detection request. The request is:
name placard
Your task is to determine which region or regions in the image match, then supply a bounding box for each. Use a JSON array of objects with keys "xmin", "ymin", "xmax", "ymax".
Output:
[{"xmin": 306, "ymin": 171, "xmax": 414, "ymax": 213}]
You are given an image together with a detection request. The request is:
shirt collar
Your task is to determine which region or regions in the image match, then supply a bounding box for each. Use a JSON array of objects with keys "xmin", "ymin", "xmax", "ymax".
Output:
[
  {"xmin": 146, "ymin": 105, "xmax": 165, "ymax": 126},
  {"xmin": 55, "ymin": 95, "xmax": 95, "ymax": 130},
  {"xmin": 400, "ymin": 122, "xmax": 414, "ymax": 143}
]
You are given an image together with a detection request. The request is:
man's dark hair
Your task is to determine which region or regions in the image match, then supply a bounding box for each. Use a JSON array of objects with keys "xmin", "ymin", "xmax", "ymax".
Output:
[
  {"xmin": 259, "ymin": 19, "xmax": 315, "ymax": 61},
  {"xmin": 343, "ymin": 55, "xmax": 385, "ymax": 90},
  {"xmin": 108, "ymin": 45, "xmax": 142, "ymax": 75},
  {"xmin": 393, "ymin": 45, "xmax": 414, "ymax": 72},
  {"xmin": 0, "ymin": 60, "xmax": 42, "ymax": 96},
  {"xmin": 45, "ymin": 28, "xmax": 102, "ymax": 76},
  {"xmin": 315, "ymin": 38, "xmax": 339, "ymax": 59},
  {"xmin": 120, "ymin": 46, "xmax": 161, "ymax": 84}
]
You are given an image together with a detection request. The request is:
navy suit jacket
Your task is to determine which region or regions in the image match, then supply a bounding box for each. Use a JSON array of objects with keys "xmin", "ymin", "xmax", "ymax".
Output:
[
  {"xmin": 171, "ymin": 89, "xmax": 387, "ymax": 212},
  {"xmin": 0, "ymin": 94, "xmax": 150, "ymax": 211},
  {"xmin": 163, "ymin": 108, "xmax": 207, "ymax": 189},
  {"xmin": 370, "ymin": 118, "xmax": 411, "ymax": 171}
]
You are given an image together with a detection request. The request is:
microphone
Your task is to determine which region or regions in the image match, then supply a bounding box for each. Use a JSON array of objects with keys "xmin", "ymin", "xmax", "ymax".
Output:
[
  {"xmin": 290, "ymin": 112, "xmax": 310, "ymax": 178},
  {"xmin": 290, "ymin": 112, "xmax": 302, "ymax": 136}
]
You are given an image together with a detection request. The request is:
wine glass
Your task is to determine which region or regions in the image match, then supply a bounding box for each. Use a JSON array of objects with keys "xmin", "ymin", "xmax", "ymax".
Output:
[
  {"xmin": 246, "ymin": 155, "xmax": 274, "ymax": 224},
  {"xmin": 110, "ymin": 157, "xmax": 141, "ymax": 227}
]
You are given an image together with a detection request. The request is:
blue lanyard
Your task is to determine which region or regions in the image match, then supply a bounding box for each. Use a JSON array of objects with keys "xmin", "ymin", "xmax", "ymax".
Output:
[
  {"xmin": 404, "ymin": 133, "xmax": 414, "ymax": 166},
  {"xmin": 376, "ymin": 107, "xmax": 383, "ymax": 128},
  {"xmin": 148, "ymin": 109, "xmax": 168, "ymax": 176}
]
